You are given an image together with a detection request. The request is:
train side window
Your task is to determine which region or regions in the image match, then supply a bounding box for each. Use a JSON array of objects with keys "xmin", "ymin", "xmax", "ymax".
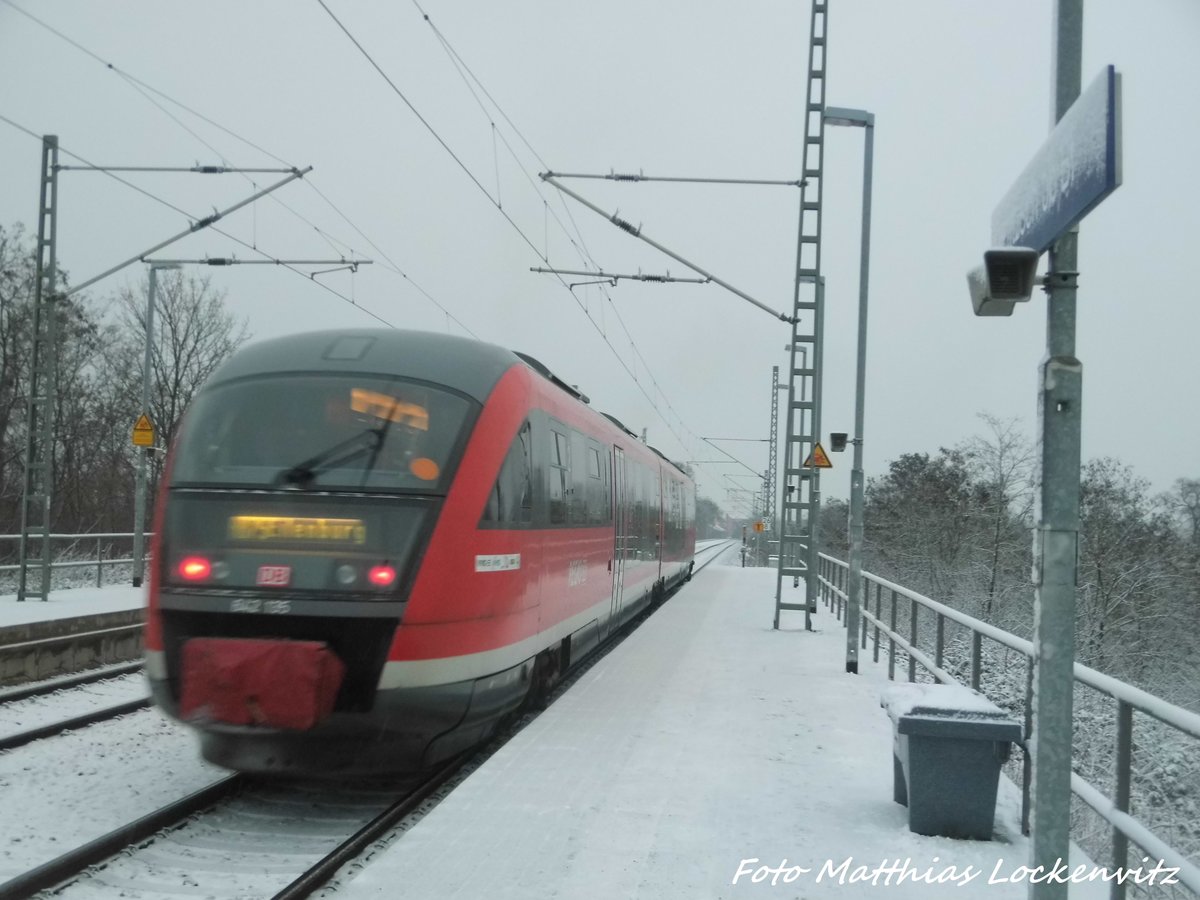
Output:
[
  {"xmin": 481, "ymin": 421, "xmax": 533, "ymax": 527},
  {"xmin": 568, "ymin": 429, "xmax": 589, "ymax": 526},
  {"xmin": 549, "ymin": 425, "xmax": 570, "ymax": 525},
  {"xmin": 586, "ymin": 443, "xmax": 608, "ymax": 525}
]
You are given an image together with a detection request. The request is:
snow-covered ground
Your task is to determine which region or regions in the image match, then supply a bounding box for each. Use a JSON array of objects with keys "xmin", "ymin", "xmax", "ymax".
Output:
[
  {"xmin": 0, "ymin": 584, "xmax": 144, "ymax": 627},
  {"xmin": 331, "ymin": 558, "xmax": 1109, "ymax": 900},
  {"xmin": 0, "ymin": 583, "xmax": 226, "ymax": 882},
  {"xmin": 0, "ymin": 672, "xmax": 146, "ymax": 737},
  {"xmin": 0, "ymin": 709, "xmax": 226, "ymax": 882},
  {"xmin": 0, "ymin": 555, "xmax": 1129, "ymax": 897}
]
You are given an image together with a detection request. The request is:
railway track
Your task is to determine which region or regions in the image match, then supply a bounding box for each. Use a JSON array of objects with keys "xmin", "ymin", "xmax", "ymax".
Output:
[
  {"xmin": 0, "ymin": 765, "xmax": 463, "ymax": 900},
  {"xmin": 0, "ymin": 542, "xmax": 736, "ymax": 898},
  {"xmin": 0, "ymin": 663, "xmax": 149, "ymax": 752}
]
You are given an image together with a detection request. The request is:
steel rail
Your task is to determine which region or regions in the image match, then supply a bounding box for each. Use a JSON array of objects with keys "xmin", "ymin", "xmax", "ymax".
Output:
[
  {"xmin": 0, "ymin": 661, "xmax": 143, "ymax": 704},
  {"xmin": 0, "ymin": 775, "xmax": 243, "ymax": 899},
  {"xmin": 273, "ymin": 761, "xmax": 464, "ymax": 899},
  {"xmin": 0, "ymin": 697, "xmax": 150, "ymax": 752}
]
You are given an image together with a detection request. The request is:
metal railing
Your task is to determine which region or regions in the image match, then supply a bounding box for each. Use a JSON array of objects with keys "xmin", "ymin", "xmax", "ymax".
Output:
[
  {"xmin": 817, "ymin": 552, "xmax": 1200, "ymax": 900},
  {"xmin": 0, "ymin": 532, "xmax": 150, "ymax": 590}
]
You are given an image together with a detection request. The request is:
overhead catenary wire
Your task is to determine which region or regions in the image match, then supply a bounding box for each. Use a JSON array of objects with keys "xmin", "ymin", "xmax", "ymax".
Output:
[
  {"xmin": 6, "ymin": 2, "xmax": 731, "ymax": 486},
  {"xmin": 1, "ymin": 0, "xmax": 294, "ymax": 168},
  {"xmin": 5, "ymin": 3, "xmax": 706, "ymax": 466},
  {"xmin": 542, "ymin": 173, "xmax": 795, "ymax": 325},
  {"xmin": 0, "ymin": 116, "xmax": 397, "ymax": 327},
  {"xmin": 406, "ymin": 2, "xmax": 778, "ymax": 469},
  {"xmin": 66, "ymin": 168, "xmax": 313, "ymax": 296},
  {"xmin": 0, "ymin": 0, "xmax": 475, "ymax": 336},
  {"xmin": 403, "ymin": 1, "xmax": 718, "ymax": 471},
  {"xmin": 321, "ymin": 1, "xmax": 706, "ymax": 467}
]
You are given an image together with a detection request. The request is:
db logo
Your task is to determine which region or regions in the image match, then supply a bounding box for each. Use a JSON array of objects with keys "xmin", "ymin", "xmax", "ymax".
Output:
[{"xmin": 256, "ymin": 565, "xmax": 291, "ymax": 587}]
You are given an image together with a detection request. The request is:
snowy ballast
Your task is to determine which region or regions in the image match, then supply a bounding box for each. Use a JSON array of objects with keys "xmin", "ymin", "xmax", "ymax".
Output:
[{"xmin": 881, "ymin": 682, "xmax": 1014, "ymax": 724}]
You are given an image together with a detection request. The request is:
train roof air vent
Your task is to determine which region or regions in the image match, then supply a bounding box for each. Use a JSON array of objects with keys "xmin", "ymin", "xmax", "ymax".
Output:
[
  {"xmin": 322, "ymin": 335, "xmax": 376, "ymax": 361},
  {"xmin": 600, "ymin": 413, "xmax": 638, "ymax": 438},
  {"xmin": 513, "ymin": 351, "xmax": 590, "ymax": 404}
]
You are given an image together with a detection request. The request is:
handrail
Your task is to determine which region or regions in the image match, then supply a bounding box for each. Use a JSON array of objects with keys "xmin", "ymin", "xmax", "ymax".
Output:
[
  {"xmin": 0, "ymin": 532, "xmax": 150, "ymax": 541},
  {"xmin": 0, "ymin": 532, "xmax": 149, "ymax": 589},
  {"xmin": 817, "ymin": 551, "xmax": 1200, "ymax": 899}
]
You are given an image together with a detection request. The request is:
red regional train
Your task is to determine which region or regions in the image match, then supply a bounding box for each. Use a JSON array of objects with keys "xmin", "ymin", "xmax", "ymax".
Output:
[{"xmin": 145, "ymin": 329, "xmax": 696, "ymax": 775}]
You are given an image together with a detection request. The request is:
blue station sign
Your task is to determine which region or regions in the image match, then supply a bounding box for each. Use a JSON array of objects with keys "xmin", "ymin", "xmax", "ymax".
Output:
[{"xmin": 991, "ymin": 65, "xmax": 1122, "ymax": 254}]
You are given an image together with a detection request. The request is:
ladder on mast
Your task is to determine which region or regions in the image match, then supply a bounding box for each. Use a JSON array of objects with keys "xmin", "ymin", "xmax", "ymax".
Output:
[
  {"xmin": 774, "ymin": 1, "xmax": 829, "ymax": 629},
  {"xmin": 765, "ymin": 365, "xmax": 779, "ymax": 536}
]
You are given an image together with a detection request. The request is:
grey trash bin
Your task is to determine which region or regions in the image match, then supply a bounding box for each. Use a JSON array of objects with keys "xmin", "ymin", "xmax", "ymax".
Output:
[{"xmin": 881, "ymin": 683, "xmax": 1022, "ymax": 840}]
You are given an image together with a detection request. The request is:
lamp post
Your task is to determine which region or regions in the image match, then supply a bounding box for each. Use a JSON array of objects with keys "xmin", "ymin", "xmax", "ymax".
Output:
[
  {"xmin": 823, "ymin": 106, "xmax": 874, "ymax": 675},
  {"xmin": 132, "ymin": 263, "xmax": 179, "ymax": 587}
]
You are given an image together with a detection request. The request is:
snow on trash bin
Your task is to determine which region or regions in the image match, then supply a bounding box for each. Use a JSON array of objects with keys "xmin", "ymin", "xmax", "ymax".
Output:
[{"xmin": 881, "ymin": 682, "xmax": 1022, "ymax": 840}]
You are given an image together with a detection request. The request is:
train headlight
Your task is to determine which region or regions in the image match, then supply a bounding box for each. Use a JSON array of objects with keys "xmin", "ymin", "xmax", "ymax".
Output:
[
  {"xmin": 336, "ymin": 564, "xmax": 358, "ymax": 586},
  {"xmin": 178, "ymin": 556, "xmax": 213, "ymax": 581},
  {"xmin": 368, "ymin": 564, "xmax": 397, "ymax": 588}
]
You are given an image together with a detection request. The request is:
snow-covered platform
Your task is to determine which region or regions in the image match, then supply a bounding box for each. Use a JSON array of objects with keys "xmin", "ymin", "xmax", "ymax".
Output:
[
  {"xmin": 337, "ymin": 555, "xmax": 1104, "ymax": 899},
  {"xmin": 0, "ymin": 586, "xmax": 143, "ymax": 630}
]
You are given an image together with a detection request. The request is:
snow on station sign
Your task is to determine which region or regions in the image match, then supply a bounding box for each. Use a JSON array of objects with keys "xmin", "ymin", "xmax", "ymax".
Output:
[{"xmin": 991, "ymin": 65, "xmax": 1122, "ymax": 254}]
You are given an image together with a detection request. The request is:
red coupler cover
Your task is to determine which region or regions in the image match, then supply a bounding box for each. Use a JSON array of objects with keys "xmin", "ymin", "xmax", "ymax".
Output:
[{"xmin": 179, "ymin": 637, "xmax": 345, "ymax": 730}]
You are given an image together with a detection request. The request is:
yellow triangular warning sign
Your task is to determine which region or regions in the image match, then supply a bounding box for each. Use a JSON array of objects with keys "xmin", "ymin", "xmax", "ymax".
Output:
[
  {"xmin": 803, "ymin": 442, "xmax": 833, "ymax": 468},
  {"xmin": 132, "ymin": 414, "xmax": 155, "ymax": 447}
]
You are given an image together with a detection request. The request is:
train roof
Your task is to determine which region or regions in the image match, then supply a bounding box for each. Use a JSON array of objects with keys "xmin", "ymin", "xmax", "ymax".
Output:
[
  {"xmin": 203, "ymin": 329, "xmax": 523, "ymax": 403},
  {"xmin": 205, "ymin": 329, "xmax": 693, "ymax": 480}
]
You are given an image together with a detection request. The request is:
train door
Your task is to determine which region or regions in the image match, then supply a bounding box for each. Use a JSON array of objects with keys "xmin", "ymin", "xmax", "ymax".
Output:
[
  {"xmin": 654, "ymin": 467, "xmax": 664, "ymax": 581},
  {"xmin": 607, "ymin": 445, "xmax": 628, "ymax": 635}
]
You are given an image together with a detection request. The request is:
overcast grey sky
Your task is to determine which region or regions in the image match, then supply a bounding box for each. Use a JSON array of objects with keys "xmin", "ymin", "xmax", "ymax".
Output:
[{"xmin": 1, "ymin": 1, "xmax": 1196, "ymax": 514}]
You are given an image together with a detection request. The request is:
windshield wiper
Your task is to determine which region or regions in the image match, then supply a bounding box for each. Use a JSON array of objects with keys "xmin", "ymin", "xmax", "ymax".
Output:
[
  {"xmin": 358, "ymin": 397, "xmax": 400, "ymax": 487},
  {"xmin": 274, "ymin": 428, "xmax": 385, "ymax": 489}
]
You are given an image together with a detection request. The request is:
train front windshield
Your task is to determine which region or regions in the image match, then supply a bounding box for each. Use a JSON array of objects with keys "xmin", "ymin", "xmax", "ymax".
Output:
[{"xmin": 171, "ymin": 374, "xmax": 475, "ymax": 493}]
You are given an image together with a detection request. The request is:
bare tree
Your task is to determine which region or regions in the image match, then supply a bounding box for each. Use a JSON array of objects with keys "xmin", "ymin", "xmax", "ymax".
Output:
[
  {"xmin": 113, "ymin": 272, "xmax": 250, "ymax": 478},
  {"xmin": 0, "ymin": 224, "xmax": 39, "ymax": 528},
  {"xmin": 1169, "ymin": 477, "xmax": 1200, "ymax": 546},
  {"xmin": 864, "ymin": 449, "xmax": 975, "ymax": 600},
  {"xmin": 1076, "ymin": 458, "xmax": 1179, "ymax": 679},
  {"xmin": 960, "ymin": 413, "xmax": 1034, "ymax": 617}
]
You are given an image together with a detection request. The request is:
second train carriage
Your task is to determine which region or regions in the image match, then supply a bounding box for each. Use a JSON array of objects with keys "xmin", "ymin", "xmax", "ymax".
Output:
[{"xmin": 145, "ymin": 329, "xmax": 696, "ymax": 774}]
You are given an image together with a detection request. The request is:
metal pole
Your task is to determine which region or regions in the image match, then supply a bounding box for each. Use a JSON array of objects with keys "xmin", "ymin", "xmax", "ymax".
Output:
[
  {"xmin": 132, "ymin": 265, "xmax": 170, "ymax": 587},
  {"xmin": 845, "ymin": 114, "xmax": 874, "ymax": 675},
  {"xmin": 1029, "ymin": 2, "xmax": 1082, "ymax": 897},
  {"xmin": 17, "ymin": 135, "xmax": 60, "ymax": 602}
]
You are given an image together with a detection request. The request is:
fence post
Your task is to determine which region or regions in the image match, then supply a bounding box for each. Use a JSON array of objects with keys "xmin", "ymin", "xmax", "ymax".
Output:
[
  {"xmin": 1023, "ymin": 656, "xmax": 1035, "ymax": 836},
  {"xmin": 96, "ymin": 536, "xmax": 102, "ymax": 587},
  {"xmin": 872, "ymin": 581, "xmax": 881, "ymax": 664},
  {"xmin": 908, "ymin": 597, "xmax": 918, "ymax": 682},
  {"xmin": 841, "ymin": 565, "xmax": 848, "ymax": 620},
  {"xmin": 935, "ymin": 613, "xmax": 945, "ymax": 674},
  {"xmin": 888, "ymin": 589, "xmax": 897, "ymax": 681},
  {"xmin": 1111, "ymin": 701, "xmax": 1133, "ymax": 900},
  {"xmin": 971, "ymin": 632, "xmax": 982, "ymax": 691},
  {"xmin": 861, "ymin": 581, "xmax": 869, "ymax": 650}
]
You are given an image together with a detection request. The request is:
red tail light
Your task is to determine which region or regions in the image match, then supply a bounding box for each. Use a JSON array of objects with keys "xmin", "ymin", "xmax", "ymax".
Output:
[
  {"xmin": 367, "ymin": 564, "xmax": 397, "ymax": 587},
  {"xmin": 178, "ymin": 556, "xmax": 213, "ymax": 581}
]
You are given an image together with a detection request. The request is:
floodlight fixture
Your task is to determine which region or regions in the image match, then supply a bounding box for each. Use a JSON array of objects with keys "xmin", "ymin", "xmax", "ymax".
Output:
[{"xmin": 823, "ymin": 106, "xmax": 874, "ymax": 129}]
